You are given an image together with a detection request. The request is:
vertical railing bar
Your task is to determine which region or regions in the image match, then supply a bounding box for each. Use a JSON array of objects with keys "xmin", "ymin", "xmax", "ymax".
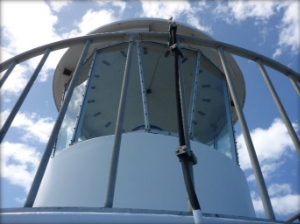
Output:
[
  {"xmin": 188, "ymin": 51, "xmax": 201, "ymax": 139},
  {"xmin": 218, "ymin": 47, "xmax": 275, "ymax": 220},
  {"xmin": 0, "ymin": 48, "xmax": 51, "ymax": 144},
  {"xmin": 223, "ymin": 81, "xmax": 238, "ymax": 164},
  {"xmin": 136, "ymin": 41, "xmax": 150, "ymax": 132},
  {"xmin": 24, "ymin": 40, "xmax": 91, "ymax": 207},
  {"xmin": 0, "ymin": 60, "xmax": 17, "ymax": 89},
  {"xmin": 288, "ymin": 74, "xmax": 300, "ymax": 96},
  {"xmin": 104, "ymin": 36, "xmax": 135, "ymax": 208},
  {"xmin": 257, "ymin": 59, "xmax": 300, "ymax": 154},
  {"xmin": 71, "ymin": 51, "xmax": 98, "ymax": 143}
]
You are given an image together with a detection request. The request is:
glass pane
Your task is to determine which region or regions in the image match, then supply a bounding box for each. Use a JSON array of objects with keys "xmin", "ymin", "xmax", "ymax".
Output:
[
  {"xmin": 123, "ymin": 44, "xmax": 144, "ymax": 133},
  {"xmin": 140, "ymin": 42, "xmax": 196, "ymax": 134},
  {"xmin": 192, "ymin": 54, "xmax": 237, "ymax": 161},
  {"xmin": 76, "ymin": 43, "xmax": 129, "ymax": 140},
  {"xmin": 55, "ymin": 55, "xmax": 93, "ymax": 153},
  {"xmin": 217, "ymin": 122, "xmax": 233, "ymax": 159}
]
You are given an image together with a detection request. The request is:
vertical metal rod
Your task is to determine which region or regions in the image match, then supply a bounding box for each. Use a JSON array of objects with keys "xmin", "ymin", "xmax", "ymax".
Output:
[
  {"xmin": 136, "ymin": 41, "xmax": 150, "ymax": 132},
  {"xmin": 288, "ymin": 74, "xmax": 300, "ymax": 96},
  {"xmin": 223, "ymin": 81, "xmax": 238, "ymax": 164},
  {"xmin": 178, "ymin": 50, "xmax": 192, "ymax": 157},
  {"xmin": 188, "ymin": 51, "xmax": 201, "ymax": 139},
  {"xmin": 24, "ymin": 40, "xmax": 91, "ymax": 207},
  {"xmin": 178, "ymin": 46, "xmax": 195, "ymax": 212},
  {"xmin": 104, "ymin": 36, "xmax": 135, "ymax": 208},
  {"xmin": 72, "ymin": 51, "xmax": 98, "ymax": 143},
  {"xmin": 257, "ymin": 59, "xmax": 300, "ymax": 154},
  {"xmin": 0, "ymin": 49, "xmax": 51, "ymax": 144},
  {"xmin": 218, "ymin": 47, "xmax": 275, "ymax": 220},
  {"xmin": 0, "ymin": 60, "xmax": 17, "ymax": 89}
]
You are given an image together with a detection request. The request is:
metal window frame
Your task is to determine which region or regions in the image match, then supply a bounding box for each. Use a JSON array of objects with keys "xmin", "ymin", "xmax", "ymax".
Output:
[
  {"xmin": 136, "ymin": 41, "xmax": 151, "ymax": 132},
  {"xmin": 71, "ymin": 50, "xmax": 99, "ymax": 144},
  {"xmin": 223, "ymin": 80, "xmax": 238, "ymax": 164},
  {"xmin": 188, "ymin": 51, "xmax": 201, "ymax": 139}
]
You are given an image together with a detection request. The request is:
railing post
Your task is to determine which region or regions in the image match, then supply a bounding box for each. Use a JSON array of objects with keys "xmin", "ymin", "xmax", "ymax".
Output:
[
  {"xmin": 24, "ymin": 40, "xmax": 91, "ymax": 207},
  {"xmin": 288, "ymin": 74, "xmax": 300, "ymax": 96},
  {"xmin": 0, "ymin": 49, "xmax": 51, "ymax": 144},
  {"xmin": 218, "ymin": 47, "xmax": 276, "ymax": 220},
  {"xmin": 256, "ymin": 59, "xmax": 300, "ymax": 154},
  {"xmin": 104, "ymin": 36, "xmax": 135, "ymax": 208},
  {"xmin": 0, "ymin": 60, "xmax": 17, "ymax": 89}
]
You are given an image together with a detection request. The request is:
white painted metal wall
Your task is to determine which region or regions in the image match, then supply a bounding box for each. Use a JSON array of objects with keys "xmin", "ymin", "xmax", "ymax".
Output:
[{"xmin": 34, "ymin": 133, "xmax": 255, "ymax": 218}]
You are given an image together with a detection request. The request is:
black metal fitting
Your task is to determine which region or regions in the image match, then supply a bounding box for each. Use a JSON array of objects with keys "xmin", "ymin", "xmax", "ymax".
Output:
[{"xmin": 175, "ymin": 145, "xmax": 197, "ymax": 165}]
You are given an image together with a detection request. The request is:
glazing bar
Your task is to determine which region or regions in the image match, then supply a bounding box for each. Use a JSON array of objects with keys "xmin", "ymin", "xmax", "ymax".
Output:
[
  {"xmin": 257, "ymin": 59, "xmax": 300, "ymax": 154},
  {"xmin": 0, "ymin": 48, "xmax": 51, "ymax": 144},
  {"xmin": 24, "ymin": 40, "xmax": 91, "ymax": 207},
  {"xmin": 0, "ymin": 60, "xmax": 17, "ymax": 89},
  {"xmin": 72, "ymin": 51, "xmax": 98, "ymax": 143},
  {"xmin": 223, "ymin": 81, "xmax": 238, "ymax": 164},
  {"xmin": 136, "ymin": 41, "xmax": 150, "ymax": 132},
  {"xmin": 289, "ymin": 75, "xmax": 300, "ymax": 96},
  {"xmin": 218, "ymin": 47, "xmax": 275, "ymax": 220},
  {"xmin": 188, "ymin": 51, "xmax": 201, "ymax": 138},
  {"xmin": 104, "ymin": 36, "xmax": 135, "ymax": 208}
]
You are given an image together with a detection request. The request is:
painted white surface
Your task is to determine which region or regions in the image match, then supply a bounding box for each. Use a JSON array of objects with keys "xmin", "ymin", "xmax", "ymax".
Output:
[
  {"xmin": 34, "ymin": 133, "xmax": 255, "ymax": 217},
  {"xmin": 1, "ymin": 208, "xmax": 283, "ymax": 224}
]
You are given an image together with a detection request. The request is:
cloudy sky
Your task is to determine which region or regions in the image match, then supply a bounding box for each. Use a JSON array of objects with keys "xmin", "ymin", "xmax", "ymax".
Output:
[{"xmin": 0, "ymin": 0, "xmax": 299, "ymax": 221}]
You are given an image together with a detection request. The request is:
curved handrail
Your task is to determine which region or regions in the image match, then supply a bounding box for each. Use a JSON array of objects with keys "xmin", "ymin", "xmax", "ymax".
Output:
[{"xmin": 1, "ymin": 32, "xmax": 299, "ymax": 82}]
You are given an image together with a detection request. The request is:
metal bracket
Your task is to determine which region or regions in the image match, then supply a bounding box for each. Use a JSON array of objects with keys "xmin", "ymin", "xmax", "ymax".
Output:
[{"xmin": 175, "ymin": 145, "xmax": 197, "ymax": 165}]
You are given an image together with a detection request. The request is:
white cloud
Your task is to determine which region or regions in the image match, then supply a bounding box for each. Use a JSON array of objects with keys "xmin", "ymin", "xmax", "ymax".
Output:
[
  {"xmin": 0, "ymin": 62, "xmax": 29, "ymax": 96},
  {"xmin": 0, "ymin": 0, "xmax": 68, "ymax": 95},
  {"xmin": 1, "ymin": 141, "xmax": 40, "ymax": 192},
  {"xmin": 78, "ymin": 9, "xmax": 116, "ymax": 35},
  {"xmin": 276, "ymin": 1, "xmax": 300, "ymax": 55},
  {"xmin": 49, "ymin": 0, "xmax": 71, "ymax": 12},
  {"xmin": 112, "ymin": 1, "xmax": 127, "ymax": 14},
  {"xmin": 139, "ymin": 1, "xmax": 211, "ymax": 34},
  {"xmin": 0, "ymin": 110, "xmax": 55, "ymax": 144},
  {"xmin": 213, "ymin": 1, "xmax": 278, "ymax": 24},
  {"xmin": 212, "ymin": 1, "xmax": 299, "ymax": 56},
  {"xmin": 15, "ymin": 197, "xmax": 26, "ymax": 204},
  {"xmin": 63, "ymin": 9, "xmax": 117, "ymax": 39},
  {"xmin": 237, "ymin": 118, "xmax": 297, "ymax": 172},
  {"xmin": 1, "ymin": 1, "xmax": 61, "ymax": 55},
  {"xmin": 186, "ymin": 14, "xmax": 212, "ymax": 34},
  {"xmin": 140, "ymin": 1, "xmax": 191, "ymax": 20},
  {"xmin": 272, "ymin": 48, "xmax": 282, "ymax": 58},
  {"xmin": 268, "ymin": 183, "xmax": 292, "ymax": 197},
  {"xmin": 251, "ymin": 184, "xmax": 300, "ymax": 217}
]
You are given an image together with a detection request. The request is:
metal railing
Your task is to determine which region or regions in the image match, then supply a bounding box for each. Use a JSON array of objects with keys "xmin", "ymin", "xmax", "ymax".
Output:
[{"xmin": 0, "ymin": 31, "xmax": 299, "ymax": 220}]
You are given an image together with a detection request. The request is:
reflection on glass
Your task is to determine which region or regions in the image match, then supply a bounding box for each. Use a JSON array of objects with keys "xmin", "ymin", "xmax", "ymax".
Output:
[
  {"xmin": 140, "ymin": 42, "xmax": 196, "ymax": 133},
  {"xmin": 55, "ymin": 80, "xmax": 87, "ymax": 153},
  {"xmin": 192, "ymin": 55, "xmax": 237, "ymax": 160},
  {"xmin": 54, "ymin": 40, "xmax": 238, "ymax": 163},
  {"xmin": 76, "ymin": 43, "xmax": 132, "ymax": 140},
  {"xmin": 55, "ymin": 55, "xmax": 93, "ymax": 153}
]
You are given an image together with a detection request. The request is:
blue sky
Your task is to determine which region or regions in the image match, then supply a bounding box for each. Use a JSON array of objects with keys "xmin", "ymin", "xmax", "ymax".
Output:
[{"xmin": 0, "ymin": 0, "xmax": 299, "ymax": 221}]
